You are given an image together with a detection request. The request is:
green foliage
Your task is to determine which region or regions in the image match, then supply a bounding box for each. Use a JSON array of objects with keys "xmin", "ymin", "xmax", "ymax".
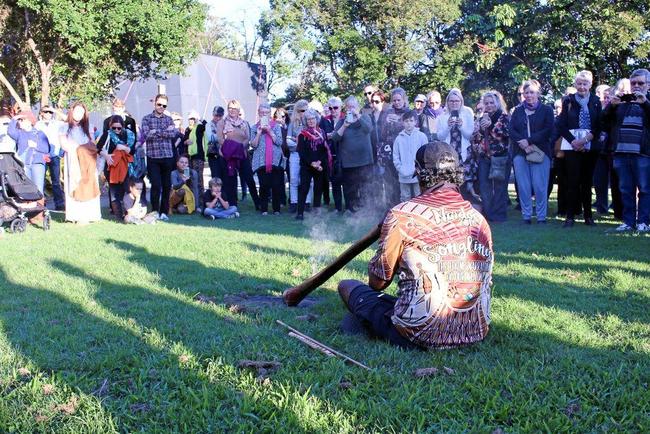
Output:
[
  {"xmin": 261, "ymin": 0, "xmax": 649, "ymax": 104},
  {"xmin": 0, "ymin": 0, "xmax": 206, "ymax": 106}
]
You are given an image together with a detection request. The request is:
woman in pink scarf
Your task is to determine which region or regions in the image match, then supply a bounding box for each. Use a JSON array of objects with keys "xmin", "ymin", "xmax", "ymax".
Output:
[
  {"xmin": 216, "ymin": 100, "xmax": 249, "ymax": 205},
  {"xmin": 250, "ymin": 103, "xmax": 286, "ymax": 215}
]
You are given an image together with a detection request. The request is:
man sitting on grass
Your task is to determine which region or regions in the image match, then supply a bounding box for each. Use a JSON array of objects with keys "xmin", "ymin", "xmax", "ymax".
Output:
[{"xmin": 337, "ymin": 141, "xmax": 494, "ymax": 349}]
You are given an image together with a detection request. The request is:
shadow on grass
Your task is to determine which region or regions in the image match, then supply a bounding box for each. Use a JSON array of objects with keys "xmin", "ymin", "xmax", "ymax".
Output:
[{"xmin": 0, "ymin": 267, "xmax": 259, "ymax": 431}]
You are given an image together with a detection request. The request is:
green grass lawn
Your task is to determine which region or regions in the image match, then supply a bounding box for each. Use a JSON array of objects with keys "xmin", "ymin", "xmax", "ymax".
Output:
[{"xmin": 0, "ymin": 197, "xmax": 649, "ymax": 433}]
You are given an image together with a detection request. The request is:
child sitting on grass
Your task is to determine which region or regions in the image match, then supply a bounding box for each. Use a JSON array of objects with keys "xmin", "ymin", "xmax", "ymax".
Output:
[
  {"xmin": 170, "ymin": 155, "xmax": 200, "ymax": 214},
  {"xmin": 202, "ymin": 177, "xmax": 239, "ymax": 219},
  {"xmin": 123, "ymin": 177, "xmax": 158, "ymax": 224},
  {"xmin": 392, "ymin": 110, "xmax": 428, "ymax": 201}
]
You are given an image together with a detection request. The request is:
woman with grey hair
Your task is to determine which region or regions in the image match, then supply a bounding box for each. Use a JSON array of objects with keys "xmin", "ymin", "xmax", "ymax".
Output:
[
  {"xmin": 509, "ymin": 79, "xmax": 554, "ymax": 224},
  {"xmin": 472, "ymin": 90, "xmax": 510, "ymax": 222},
  {"xmin": 295, "ymin": 108, "xmax": 329, "ymax": 220},
  {"xmin": 331, "ymin": 95, "xmax": 374, "ymax": 212},
  {"xmin": 557, "ymin": 70, "xmax": 602, "ymax": 228},
  {"xmin": 378, "ymin": 87, "xmax": 409, "ymax": 206},
  {"xmin": 250, "ymin": 102, "xmax": 285, "ymax": 215}
]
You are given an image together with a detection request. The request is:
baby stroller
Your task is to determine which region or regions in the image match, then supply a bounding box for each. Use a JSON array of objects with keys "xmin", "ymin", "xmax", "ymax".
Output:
[{"xmin": 0, "ymin": 152, "xmax": 51, "ymax": 234}]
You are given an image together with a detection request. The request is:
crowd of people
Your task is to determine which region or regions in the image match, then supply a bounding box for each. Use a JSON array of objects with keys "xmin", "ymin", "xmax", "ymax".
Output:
[{"xmin": 0, "ymin": 67, "xmax": 648, "ymax": 232}]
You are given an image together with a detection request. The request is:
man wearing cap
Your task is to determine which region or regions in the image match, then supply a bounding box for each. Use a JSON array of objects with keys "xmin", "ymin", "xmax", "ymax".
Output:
[
  {"xmin": 413, "ymin": 94, "xmax": 428, "ymax": 134},
  {"xmin": 207, "ymin": 106, "xmax": 225, "ymax": 179},
  {"xmin": 7, "ymin": 110, "xmax": 51, "ymax": 193},
  {"xmin": 36, "ymin": 106, "xmax": 66, "ymax": 209},
  {"xmin": 337, "ymin": 141, "xmax": 493, "ymax": 349}
]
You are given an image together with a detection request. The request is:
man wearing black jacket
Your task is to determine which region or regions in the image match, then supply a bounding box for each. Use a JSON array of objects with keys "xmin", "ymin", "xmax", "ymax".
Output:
[{"xmin": 602, "ymin": 68, "xmax": 650, "ymax": 233}]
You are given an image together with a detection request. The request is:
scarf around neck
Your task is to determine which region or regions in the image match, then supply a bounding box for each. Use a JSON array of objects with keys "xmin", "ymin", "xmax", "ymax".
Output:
[
  {"xmin": 299, "ymin": 127, "xmax": 332, "ymax": 170},
  {"xmin": 424, "ymin": 106, "xmax": 444, "ymax": 118},
  {"xmin": 523, "ymin": 100, "xmax": 541, "ymax": 111}
]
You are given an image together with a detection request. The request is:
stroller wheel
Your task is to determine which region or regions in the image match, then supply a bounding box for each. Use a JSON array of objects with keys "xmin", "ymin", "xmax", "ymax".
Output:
[
  {"xmin": 43, "ymin": 214, "xmax": 51, "ymax": 231},
  {"xmin": 10, "ymin": 218, "xmax": 26, "ymax": 233}
]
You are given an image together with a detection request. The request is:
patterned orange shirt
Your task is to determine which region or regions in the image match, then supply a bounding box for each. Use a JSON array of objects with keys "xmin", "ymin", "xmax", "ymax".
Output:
[{"xmin": 368, "ymin": 185, "xmax": 493, "ymax": 349}]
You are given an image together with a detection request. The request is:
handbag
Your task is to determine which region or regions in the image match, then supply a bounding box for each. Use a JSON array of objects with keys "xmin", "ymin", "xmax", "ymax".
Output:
[
  {"xmin": 525, "ymin": 145, "xmax": 545, "ymax": 163},
  {"xmin": 488, "ymin": 155, "xmax": 509, "ymax": 181}
]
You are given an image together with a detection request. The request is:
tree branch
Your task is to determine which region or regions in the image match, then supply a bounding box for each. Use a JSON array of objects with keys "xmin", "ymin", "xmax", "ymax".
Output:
[{"xmin": 0, "ymin": 69, "xmax": 24, "ymax": 105}]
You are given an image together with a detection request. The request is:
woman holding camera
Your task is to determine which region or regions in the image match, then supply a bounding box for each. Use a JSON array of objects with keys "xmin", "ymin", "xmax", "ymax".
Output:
[
  {"xmin": 331, "ymin": 96, "xmax": 374, "ymax": 212},
  {"xmin": 557, "ymin": 70, "xmax": 602, "ymax": 228},
  {"xmin": 437, "ymin": 88, "xmax": 478, "ymax": 204},
  {"xmin": 251, "ymin": 102, "xmax": 285, "ymax": 215},
  {"xmin": 509, "ymin": 79, "xmax": 555, "ymax": 224},
  {"xmin": 378, "ymin": 88, "xmax": 409, "ymax": 206},
  {"xmin": 472, "ymin": 91, "xmax": 511, "ymax": 222}
]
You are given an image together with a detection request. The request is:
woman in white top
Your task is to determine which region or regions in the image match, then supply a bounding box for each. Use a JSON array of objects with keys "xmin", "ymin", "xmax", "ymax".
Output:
[
  {"xmin": 436, "ymin": 88, "xmax": 479, "ymax": 203},
  {"xmin": 59, "ymin": 102, "xmax": 101, "ymax": 224}
]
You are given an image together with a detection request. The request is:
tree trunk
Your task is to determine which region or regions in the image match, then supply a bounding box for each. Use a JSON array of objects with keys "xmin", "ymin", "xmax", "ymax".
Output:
[
  {"xmin": 0, "ymin": 69, "xmax": 24, "ymax": 106},
  {"xmin": 25, "ymin": 36, "xmax": 53, "ymax": 107}
]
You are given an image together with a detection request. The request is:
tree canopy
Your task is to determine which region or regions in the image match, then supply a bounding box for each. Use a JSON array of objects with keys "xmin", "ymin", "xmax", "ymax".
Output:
[
  {"xmin": 0, "ymin": 0, "xmax": 207, "ymax": 108},
  {"xmin": 259, "ymin": 0, "xmax": 650, "ymax": 104}
]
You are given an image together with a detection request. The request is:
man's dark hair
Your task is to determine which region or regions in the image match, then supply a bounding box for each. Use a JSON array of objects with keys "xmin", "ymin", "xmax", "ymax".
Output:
[
  {"xmin": 415, "ymin": 141, "xmax": 464, "ymax": 188},
  {"xmin": 402, "ymin": 110, "xmax": 418, "ymax": 122}
]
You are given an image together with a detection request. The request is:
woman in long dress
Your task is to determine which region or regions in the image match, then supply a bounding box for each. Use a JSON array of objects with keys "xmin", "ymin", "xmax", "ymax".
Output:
[{"xmin": 59, "ymin": 102, "xmax": 101, "ymax": 224}]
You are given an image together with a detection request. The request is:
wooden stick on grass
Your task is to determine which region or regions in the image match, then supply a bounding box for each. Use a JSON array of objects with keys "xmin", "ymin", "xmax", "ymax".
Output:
[{"xmin": 277, "ymin": 320, "xmax": 371, "ymax": 370}]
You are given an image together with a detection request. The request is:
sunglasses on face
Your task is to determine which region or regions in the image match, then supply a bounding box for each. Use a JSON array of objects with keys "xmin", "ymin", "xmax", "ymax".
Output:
[
  {"xmin": 111, "ymin": 126, "xmax": 122, "ymax": 132},
  {"xmin": 156, "ymin": 103, "xmax": 167, "ymax": 108},
  {"xmin": 329, "ymin": 106, "xmax": 340, "ymax": 110},
  {"xmin": 298, "ymin": 109, "xmax": 306, "ymax": 113},
  {"xmin": 42, "ymin": 111, "xmax": 53, "ymax": 114},
  {"xmin": 365, "ymin": 91, "xmax": 374, "ymax": 95}
]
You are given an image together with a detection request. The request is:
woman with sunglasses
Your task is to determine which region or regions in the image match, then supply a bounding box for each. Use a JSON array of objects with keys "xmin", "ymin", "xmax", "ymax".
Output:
[
  {"xmin": 97, "ymin": 115, "xmax": 136, "ymax": 219},
  {"xmin": 319, "ymin": 97, "xmax": 345, "ymax": 212},
  {"xmin": 286, "ymin": 99, "xmax": 312, "ymax": 213}
]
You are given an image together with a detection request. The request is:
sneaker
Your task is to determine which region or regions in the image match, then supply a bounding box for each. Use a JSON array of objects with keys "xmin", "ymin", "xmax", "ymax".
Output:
[
  {"xmin": 158, "ymin": 213, "xmax": 169, "ymax": 222},
  {"xmin": 210, "ymin": 215, "xmax": 216, "ymax": 220},
  {"xmin": 637, "ymin": 223, "xmax": 650, "ymax": 233},
  {"xmin": 288, "ymin": 203, "xmax": 297, "ymax": 213},
  {"xmin": 261, "ymin": 211, "xmax": 268, "ymax": 216},
  {"xmin": 234, "ymin": 212, "xmax": 240, "ymax": 218},
  {"xmin": 226, "ymin": 214, "xmax": 236, "ymax": 219},
  {"xmin": 614, "ymin": 223, "xmax": 633, "ymax": 232},
  {"xmin": 273, "ymin": 211, "xmax": 280, "ymax": 215}
]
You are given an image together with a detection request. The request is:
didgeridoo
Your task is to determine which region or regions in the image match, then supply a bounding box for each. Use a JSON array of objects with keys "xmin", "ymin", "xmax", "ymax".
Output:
[{"xmin": 283, "ymin": 224, "xmax": 381, "ymax": 306}]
